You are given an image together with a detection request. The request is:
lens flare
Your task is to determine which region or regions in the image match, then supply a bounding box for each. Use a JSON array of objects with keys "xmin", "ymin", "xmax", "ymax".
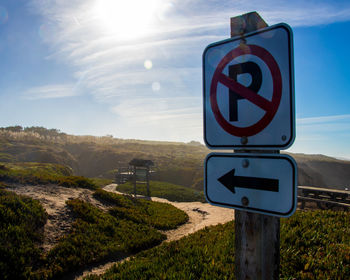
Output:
[
  {"xmin": 152, "ymin": 82, "xmax": 160, "ymax": 91},
  {"xmin": 144, "ymin": 60, "xmax": 153, "ymax": 70}
]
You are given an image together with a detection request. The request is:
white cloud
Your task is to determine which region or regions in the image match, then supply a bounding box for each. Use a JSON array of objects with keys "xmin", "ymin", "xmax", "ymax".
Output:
[
  {"xmin": 26, "ymin": 0, "xmax": 350, "ymax": 144},
  {"xmin": 22, "ymin": 84, "xmax": 78, "ymax": 100},
  {"xmin": 110, "ymin": 96, "xmax": 203, "ymax": 141},
  {"xmin": 111, "ymin": 96, "xmax": 201, "ymax": 121},
  {"xmin": 30, "ymin": 0, "xmax": 350, "ymax": 104},
  {"xmin": 297, "ymin": 114, "xmax": 350, "ymax": 134},
  {"xmin": 291, "ymin": 114, "xmax": 350, "ymax": 158},
  {"xmin": 297, "ymin": 114, "xmax": 350, "ymax": 124}
]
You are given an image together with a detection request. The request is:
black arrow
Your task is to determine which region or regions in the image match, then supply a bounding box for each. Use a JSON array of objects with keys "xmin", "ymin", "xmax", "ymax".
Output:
[{"xmin": 218, "ymin": 169, "xmax": 279, "ymax": 194}]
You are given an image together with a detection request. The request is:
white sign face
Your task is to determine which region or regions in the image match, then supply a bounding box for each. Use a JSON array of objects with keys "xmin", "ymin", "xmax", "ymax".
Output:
[
  {"xmin": 205, "ymin": 153, "xmax": 297, "ymax": 217},
  {"xmin": 203, "ymin": 23, "xmax": 295, "ymax": 149}
]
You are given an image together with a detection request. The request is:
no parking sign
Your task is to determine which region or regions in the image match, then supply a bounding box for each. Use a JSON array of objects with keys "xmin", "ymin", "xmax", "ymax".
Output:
[{"xmin": 203, "ymin": 23, "xmax": 295, "ymax": 149}]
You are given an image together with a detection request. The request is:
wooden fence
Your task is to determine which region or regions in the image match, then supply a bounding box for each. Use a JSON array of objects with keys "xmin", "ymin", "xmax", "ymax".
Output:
[{"xmin": 298, "ymin": 186, "xmax": 350, "ymax": 210}]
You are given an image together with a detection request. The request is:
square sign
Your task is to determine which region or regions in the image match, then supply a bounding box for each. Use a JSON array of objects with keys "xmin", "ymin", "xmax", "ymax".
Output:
[
  {"xmin": 205, "ymin": 153, "xmax": 297, "ymax": 217},
  {"xmin": 203, "ymin": 23, "xmax": 295, "ymax": 149}
]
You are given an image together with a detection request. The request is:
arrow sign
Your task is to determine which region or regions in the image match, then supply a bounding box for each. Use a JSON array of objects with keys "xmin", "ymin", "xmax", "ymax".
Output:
[
  {"xmin": 205, "ymin": 153, "xmax": 297, "ymax": 217},
  {"xmin": 218, "ymin": 169, "xmax": 279, "ymax": 193}
]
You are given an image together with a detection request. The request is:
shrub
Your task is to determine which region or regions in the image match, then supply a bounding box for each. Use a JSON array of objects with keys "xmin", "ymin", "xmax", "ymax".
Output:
[
  {"xmin": 94, "ymin": 189, "xmax": 189, "ymax": 230},
  {"xmin": 43, "ymin": 199, "xmax": 166, "ymax": 278},
  {"xmin": 0, "ymin": 189, "xmax": 47, "ymax": 280},
  {"xmin": 85, "ymin": 210, "xmax": 350, "ymax": 280},
  {"xmin": 58, "ymin": 176, "xmax": 98, "ymax": 189},
  {"xmin": 280, "ymin": 210, "xmax": 350, "ymax": 279},
  {"xmin": 0, "ymin": 162, "xmax": 98, "ymax": 190}
]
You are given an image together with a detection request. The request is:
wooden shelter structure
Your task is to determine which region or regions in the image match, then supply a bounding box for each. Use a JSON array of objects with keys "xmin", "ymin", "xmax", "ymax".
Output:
[{"xmin": 129, "ymin": 158, "xmax": 154, "ymax": 197}]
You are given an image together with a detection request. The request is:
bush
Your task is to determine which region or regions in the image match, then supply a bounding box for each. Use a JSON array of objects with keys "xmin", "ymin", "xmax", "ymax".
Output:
[
  {"xmin": 0, "ymin": 189, "xmax": 47, "ymax": 280},
  {"xmin": 0, "ymin": 162, "xmax": 98, "ymax": 190},
  {"xmin": 85, "ymin": 210, "xmax": 350, "ymax": 280},
  {"xmin": 43, "ymin": 199, "xmax": 166, "ymax": 278},
  {"xmin": 280, "ymin": 210, "xmax": 350, "ymax": 279},
  {"xmin": 58, "ymin": 176, "xmax": 98, "ymax": 189},
  {"xmin": 84, "ymin": 223, "xmax": 236, "ymax": 280},
  {"xmin": 94, "ymin": 189, "xmax": 189, "ymax": 230}
]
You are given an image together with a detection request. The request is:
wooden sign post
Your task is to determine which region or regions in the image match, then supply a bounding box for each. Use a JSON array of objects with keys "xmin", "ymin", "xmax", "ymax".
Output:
[{"xmin": 230, "ymin": 12, "xmax": 280, "ymax": 280}]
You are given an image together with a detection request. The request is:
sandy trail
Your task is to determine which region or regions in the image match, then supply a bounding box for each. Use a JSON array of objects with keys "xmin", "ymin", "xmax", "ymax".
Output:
[
  {"xmin": 6, "ymin": 183, "xmax": 234, "ymax": 279},
  {"xmin": 7, "ymin": 184, "xmax": 106, "ymax": 252},
  {"xmin": 103, "ymin": 184, "xmax": 234, "ymax": 242},
  {"xmin": 73, "ymin": 184, "xmax": 235, "ymax": 279}
]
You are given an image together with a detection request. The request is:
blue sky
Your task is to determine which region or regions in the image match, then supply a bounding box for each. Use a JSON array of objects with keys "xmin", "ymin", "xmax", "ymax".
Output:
[{"xmin": 0, "ymin": 0, "xmax": 350, "ymax": 159}]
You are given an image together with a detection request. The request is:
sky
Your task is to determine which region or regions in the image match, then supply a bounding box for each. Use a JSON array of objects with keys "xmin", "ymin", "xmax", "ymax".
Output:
[{"xmin": 0, "ymin": 0, "xmax": 350, "ymax": 159}]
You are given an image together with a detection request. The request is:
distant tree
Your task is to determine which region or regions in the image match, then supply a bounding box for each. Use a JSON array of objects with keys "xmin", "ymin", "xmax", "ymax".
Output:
[
  {"xmin": 24, "ymin": 126, "xmax": 66, "ymax": 137},
  {"xmin": 1, "ymin": 125, "xmax": 23, "ymax": 132}
]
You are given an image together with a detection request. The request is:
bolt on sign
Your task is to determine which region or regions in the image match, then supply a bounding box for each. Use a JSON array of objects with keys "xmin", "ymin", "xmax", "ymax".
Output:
[
  {"xmin": 203, "ymin": 23, "xmax": 295, "ymax": 149},
  {"xmin": 205, "ymin": 153, "xmax": 297, "ymax": 217}
]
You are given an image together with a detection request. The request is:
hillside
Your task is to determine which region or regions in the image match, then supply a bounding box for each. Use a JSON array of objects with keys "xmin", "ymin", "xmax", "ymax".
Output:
[
  {"xmin": 85, "ymin": 210, "xmax": 349, "ymax": 280},
  {"xmin": 0, "ymin": 179, "xmax": 234, "ymax": 279},
  {"xmin": 0, "ymin": 182, "xmax": 194, "ymax": 279},
  {"xmin": 0, "ymin": 159, "xmax": 348, "ymax": 279},
  {"xmin": 1, "ymin": 126, "xmax": 350, "ymax": 190},
  {"xmin": 1, "ymin": 177, "xmax": 348, "ymax": 279}
]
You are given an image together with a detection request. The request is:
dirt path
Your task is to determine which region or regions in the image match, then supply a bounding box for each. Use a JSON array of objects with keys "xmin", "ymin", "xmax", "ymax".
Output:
[
  {"xmin": 73, "ymin": 184, "xmax": 235, "ymax": 279},
  {"xmin": 7, "ymin": 183, "xmax": 234, "ymax": 279},
  {"xmin": 103, "ymin": 184, "xmax": 234, "ymax": 242},
  {"xmin": 7, "ymin": 184, "xmax": 107, "ymax": 252}
]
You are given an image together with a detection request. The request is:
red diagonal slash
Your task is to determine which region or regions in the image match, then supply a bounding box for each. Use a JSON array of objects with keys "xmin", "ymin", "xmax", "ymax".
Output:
[
  {"xmin": 218, "ymin": 73, "xmax": 272, "ymax": 112},
  {"xmin": 209, "ymin": 44, "xmax": 282, "ymax": 137}
]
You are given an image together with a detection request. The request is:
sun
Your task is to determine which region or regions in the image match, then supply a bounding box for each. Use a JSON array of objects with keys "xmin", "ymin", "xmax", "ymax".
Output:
[{"xmin": 93, "ymin": 0, "xmax": 160, "ymax": 40}]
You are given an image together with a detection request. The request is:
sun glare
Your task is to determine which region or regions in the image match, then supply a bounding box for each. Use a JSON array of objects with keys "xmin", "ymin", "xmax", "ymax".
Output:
[{"xmin": 93, "ymin": 0, "xmax": 160, "ymax": 39}]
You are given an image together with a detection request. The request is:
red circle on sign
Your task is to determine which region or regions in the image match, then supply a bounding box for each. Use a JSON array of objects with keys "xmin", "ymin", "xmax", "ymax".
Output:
[{"xmin": 210, "ymin": 44, "xmax": 282, "ymax": 137}]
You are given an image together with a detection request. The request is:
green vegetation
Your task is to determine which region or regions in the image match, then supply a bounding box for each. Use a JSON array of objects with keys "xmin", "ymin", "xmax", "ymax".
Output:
[
  {"xmin": 94, "ymin": 189, "xmax": 189, "ymax": 230},
  {"xmin": 85, "ymin": 210, "xmax": 349, "ymax": 280},
  {"xmin": 0, "ymin": 184, "xmax": 189, "ymax": 279},
  {"xmin": 42, "ymin": 189, "xmax": 188, "ymax": 278},
  {"xmin": 0, "ymin": 126, "xmax": 208, "ymax": 189},
  {"xmin": 280, "ymin": 210, "xmax": 349, "ymax": 279},
  {"xmin": 116, "ymin": 181, "xmax": 205, "ymax": 202},
  {"xmin": 0, "ymin": 162, "xmax": 98, "ymax": 190},
  {"xmin": 0, "ymin": 126, "xmax": 66, "ymax": 137},
  {"xmin": 0, "ymin": 161, "xmax": 72, "ymax": 176},
  {"xmin": 0, "ymin": 189, "xmax": 47, "ymax": 279},
  {"xmin": 85, "ymin": 223, "xmax": 235, "ymax": 280},
  {"xmin": 2, "ymin": 126, "xmax": 350, "ymax": 190},
  {"xmin": 90, "ymin": 178, "xmax": 114, "ymax": 188},
  {"xmin": 43, "ymin": 199, "xmax": 166, "ymax": 278}
]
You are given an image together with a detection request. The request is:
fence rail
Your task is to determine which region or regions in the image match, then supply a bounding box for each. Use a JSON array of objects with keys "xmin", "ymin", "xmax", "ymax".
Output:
[{"xmin": 298, "ymin": 186, "xmax": 350, "ymax": 210}]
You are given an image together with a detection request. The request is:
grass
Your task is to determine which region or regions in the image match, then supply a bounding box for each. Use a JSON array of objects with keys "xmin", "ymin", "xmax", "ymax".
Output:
[
  {"xmin": 0, "ymin": 189, "xmax": 47, "ymax": 280},
  {"xmin": 0, "ymin": 162, "xmax": 98, "ymax": 190},
  {"xmin": 90, "ymin": 178, "xmax": 113, "ymax": 188},
  {"xmin": 84, "ymin": 222, "xmax": 236, "ymax": 280},
  {"xmin": 41, "ymin": 199, "xmax": 166, "ymax": 279},
  {"xmin": 40, "ymin": 190, "xmax": 189, "ymax": 278},
  {"xmin": 85, "ymin": 210, "xmax": 350, "ymax": 280},
  {"xmin": 94, "ymin": 189, "xmax": 189, "ymax": 230},
  {"xmin": 0, "ymin": 182, "xmax": 189, "ymax": 279},
  {"xmin": 116, "ymin": 180, "xmax": 206, "ymax": 202},
  {"xmin": 280, "ymin": 210, "xmax": 349, "ymax": 279},
  {"xmin": 0, "ymin": 161, "xmax": 72, "ymax": 176}
]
